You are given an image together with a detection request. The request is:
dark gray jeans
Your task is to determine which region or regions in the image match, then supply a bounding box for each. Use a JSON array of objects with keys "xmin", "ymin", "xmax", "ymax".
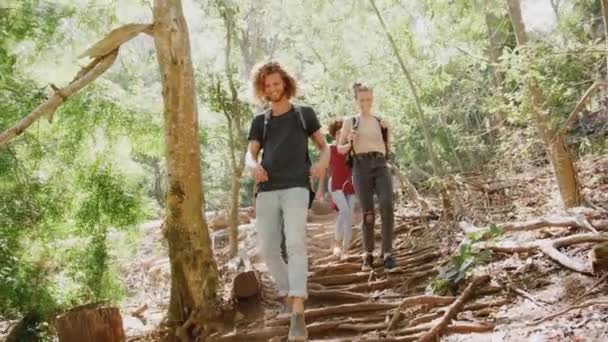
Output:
[{"xmin": 352, "ymin": 152, "xmax": 394, "ymax": 256}]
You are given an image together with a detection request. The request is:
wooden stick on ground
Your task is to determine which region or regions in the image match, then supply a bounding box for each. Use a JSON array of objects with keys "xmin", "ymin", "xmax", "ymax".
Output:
[
  {"xmin": 528, "ymin": 300, "xmax": 608, "ymax": 326},
  {"xmin": 508, "ymin": 284, "xmax": 545, "ymax": 307},
  {"xmin": 460, "ymin": 216, "xmax": 601, "ymax": 239},
  {"xmin": 385, "ymin": 295, "xmax": 457, "ymax": 333},
  {"xmin": 418, "ymin": 275, "xmax": 491, "ymax": 342},
  {"xmin": 486, "ymin": 233, "xmax": 608, "ymax": 275}
]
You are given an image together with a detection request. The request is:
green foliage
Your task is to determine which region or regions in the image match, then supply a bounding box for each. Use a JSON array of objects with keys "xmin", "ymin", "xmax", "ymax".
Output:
[{"xmin": 429, "ymin": 224, "xmax": 501, "ymax": 295}]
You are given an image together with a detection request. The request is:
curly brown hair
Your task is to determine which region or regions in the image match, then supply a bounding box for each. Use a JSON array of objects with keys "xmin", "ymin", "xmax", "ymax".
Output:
[
  {"xmin": 251, "ymin": 61, "xmax": 297, "ymax": 103},
  {"xmin": 328, "ymin": 119, "xmax": 344, "ymax": 139}
]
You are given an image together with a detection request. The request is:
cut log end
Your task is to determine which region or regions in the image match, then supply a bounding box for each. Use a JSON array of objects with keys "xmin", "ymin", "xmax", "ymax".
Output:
[
  {"xmin": 56, "ymin": 304, "xmax": 125, "ymax": 342},
  {"xmin": 233, "ymin": 270, "xmax": 261, "ymax": 299}
]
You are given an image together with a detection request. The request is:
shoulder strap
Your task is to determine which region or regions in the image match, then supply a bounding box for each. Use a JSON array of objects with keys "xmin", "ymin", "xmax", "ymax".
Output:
[
  {"xmin": 373, "ymin": 115, "xmax": 389, "ymax": 155},
  {"xmin": 261, "ymin": 109, "xmax": 272, "ymax": 146},
  {"xmin": 263, "ymin": 106, "xmax": 308, "ymax": 145},
  {"xmin": 294, "ymin": 105, "xmax": 307, "ymax": 133}
]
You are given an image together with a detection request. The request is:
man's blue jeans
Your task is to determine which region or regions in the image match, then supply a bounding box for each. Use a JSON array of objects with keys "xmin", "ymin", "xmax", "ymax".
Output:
[{"xmin": 256, "ymin": 187, "xmax": 308, "ymax": 299}]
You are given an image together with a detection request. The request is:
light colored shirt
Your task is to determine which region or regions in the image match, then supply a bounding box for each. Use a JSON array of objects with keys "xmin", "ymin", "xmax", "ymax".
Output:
[{"xmin": 340, "ymin": 115, "xmax": 386, "ymax": 155}]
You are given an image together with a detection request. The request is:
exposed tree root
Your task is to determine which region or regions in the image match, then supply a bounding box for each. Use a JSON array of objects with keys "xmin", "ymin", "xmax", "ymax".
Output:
[
  {"xmin": 418, "ymin": 275, "xmax": 491, "ymax": 342},
  {"xmin": 484, "ymin": 233, "xmax": 608, "ymax": 275},
  {"xmin": 266, "ymin": 302, "xmax": 400, "ymax": 326},
  {"xmin": 308, "ymin": 289, "xmax": 369, "ymax": 302},
  {"xmin": 460, "ymin": 216, "xmax": 600, "ymax": 239},
  {"xmin": 385, "ymin": 295, "xmax": 458, "ymax": 333}
]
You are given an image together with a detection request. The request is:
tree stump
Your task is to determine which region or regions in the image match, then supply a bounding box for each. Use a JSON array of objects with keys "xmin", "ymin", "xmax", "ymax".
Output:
[
  {"xmin": 56, "ymin": 303, "xmax": 125, "ymax": 342},
  {"xmin": 590, "ymin": 241, "xmax": 608, "ymax": 274}
]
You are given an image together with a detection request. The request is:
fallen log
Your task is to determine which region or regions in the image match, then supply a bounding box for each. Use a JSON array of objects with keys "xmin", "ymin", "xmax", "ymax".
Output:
[{"xmin": 418, "ymin": 275, "xmax": 491, "ymax": 342}]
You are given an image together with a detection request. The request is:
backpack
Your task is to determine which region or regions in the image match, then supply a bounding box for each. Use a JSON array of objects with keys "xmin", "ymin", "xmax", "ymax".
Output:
[
  {"xmin": 259, "ymin": 105, "xmax": 315, "ymax": 209},
  {"xmin": 345, "ymin": 115, "xmax": 389, "ymax": 168}
]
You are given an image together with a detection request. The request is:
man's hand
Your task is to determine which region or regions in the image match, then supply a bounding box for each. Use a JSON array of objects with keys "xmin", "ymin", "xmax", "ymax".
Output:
[{"xmin": 253, "ymin": 164, "xmax": 269, "ymax": 183}]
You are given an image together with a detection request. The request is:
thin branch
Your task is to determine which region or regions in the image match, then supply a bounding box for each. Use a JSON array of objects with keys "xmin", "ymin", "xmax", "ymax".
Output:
[
  {"xmin": 554, "ymin": 81, "xmax": 608, "ymax": 138},
  {"xmin": 453, "ymin": 45, "xmax": 491, "ymax": 63},
  {"xmin": 0, "ymin": 49, "xmax": 119, "ymax": 149},
  {"xmin": 419, "ymin": 275, "xmax": 491, "ymax": 342},
  {"xmin": 80, "ymin": 23, "xmax": 153, "ymax": 58}
]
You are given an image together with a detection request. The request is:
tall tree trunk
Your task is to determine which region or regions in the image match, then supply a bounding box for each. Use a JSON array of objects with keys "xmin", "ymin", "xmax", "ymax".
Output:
[
  {"xmin": 369, "ymin": 0, "xmax": 443, "ymax": 176},
  {"xmin": 601, "ymin": 0, "xmax": 608, "ymax": 79},
  {"xmin": 550, "ymin": 0, "xmax": 561, "ymax": 22},
  {"xmin": 483, "ymin": 0, "xmax": 504, "ymax": 90},
  {"xmin": 218, "ymin": 0, "xmax": 248, "ymax": 258},
  {"xmin": 152, "ymin": 0, "xmax": 219, "ymax": 339},
  {"xmin": 506, "ymin": 0, "xmax": 582, "ymax": 208}
]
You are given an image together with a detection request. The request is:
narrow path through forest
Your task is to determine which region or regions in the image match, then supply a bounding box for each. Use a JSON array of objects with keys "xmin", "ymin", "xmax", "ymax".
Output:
[{"xmin": 121, "ymin": 155, "xmax": 608, "ymax": 341}]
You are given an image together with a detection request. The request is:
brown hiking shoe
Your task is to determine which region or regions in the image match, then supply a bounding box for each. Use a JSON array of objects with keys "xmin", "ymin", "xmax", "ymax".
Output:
[
  {"xmin": 288, "ymin": 312, "xmax": 307, "ymax": 341},
  {"xmin": 361, "ymin": 254, "xmax": 374, "ymax": 271}
]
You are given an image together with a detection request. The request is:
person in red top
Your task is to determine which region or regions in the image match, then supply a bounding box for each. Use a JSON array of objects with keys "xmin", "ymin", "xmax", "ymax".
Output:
[{"xmin": 323, "ymin": 119, "xmax": 357, "ymax": 260}]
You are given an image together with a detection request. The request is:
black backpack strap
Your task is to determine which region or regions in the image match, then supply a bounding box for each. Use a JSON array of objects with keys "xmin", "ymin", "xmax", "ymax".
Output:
[
  {"xmin": 294, "ymin": 105, "xmax": 307, "ymax": 133},
  {"xmin": 374, "ymin": 116, "xmax": 389, "ymax": 156},
  {"xmin": 261, "ymin": 109, "xmax": 272, "ymax": 147},
  {"xmin": 347, "ymin": 116, "xmax": 359, "ymax": 164}
]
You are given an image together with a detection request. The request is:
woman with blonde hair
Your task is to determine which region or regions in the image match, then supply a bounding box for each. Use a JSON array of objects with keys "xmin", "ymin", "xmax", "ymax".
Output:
[{"xmin": 337, "ymin": 82, "xmax": 395, "ymax": 271}]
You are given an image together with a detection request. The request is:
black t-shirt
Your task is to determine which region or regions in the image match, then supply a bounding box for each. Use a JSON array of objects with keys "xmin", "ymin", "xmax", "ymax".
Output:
[{"xmin": 248, "ymin": 105, "xmax": 321, "ymax": 192}]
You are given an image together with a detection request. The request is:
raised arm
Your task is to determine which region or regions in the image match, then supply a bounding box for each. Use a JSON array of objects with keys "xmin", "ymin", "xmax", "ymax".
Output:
[
  {"xmin": 337, "ymin": 118, "xmax": 353, "ymax": 155},
  {"xmin": 309, "ymin": 130, "xmax": 330, "ymax": 178}
]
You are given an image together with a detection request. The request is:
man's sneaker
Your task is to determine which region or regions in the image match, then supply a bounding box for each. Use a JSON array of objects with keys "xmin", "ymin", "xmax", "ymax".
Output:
[
  {"xmin": 383, "ymin": 255, "xmax": 396, "ymax": 271},
  {"xmin": 333, "ymin": 246, "xmax": 342, "ymax": 258},
  {"xmin": 361, "ymin": 254, "xmax": 374, "ymax": 271},
  {"xmin": 288, "ymin": 312, "xmax": 307, "ymax": 341}
]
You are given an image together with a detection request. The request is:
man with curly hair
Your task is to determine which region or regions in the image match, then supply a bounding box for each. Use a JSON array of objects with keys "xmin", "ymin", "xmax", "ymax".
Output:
[{"xmin": 246, "ymin": 61, "xmax": 329, "ymax": 341}]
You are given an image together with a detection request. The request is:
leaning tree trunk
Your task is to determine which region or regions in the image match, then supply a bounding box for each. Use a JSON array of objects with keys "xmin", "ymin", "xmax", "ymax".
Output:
[
  {"xmin": 218, "ymin": 0, "xmax": 246, "ymax": 257},
  {"xmin": 506, "ymin": 0, "xmax": 582, "ymax": 207},
  {"xmin": 601, "ymin": 0, "xmax": 608, "ymax": 79},
  {"xmin": 368, "ymin": 0, "xmax": 443, "ymax": 176},
  {"xmin": 483, "ymin": 0, "xmax": 504, "ymax": 92},
  {"xmin": 152, "ymin": 0, "xmax": 219, "ymax": 339}
]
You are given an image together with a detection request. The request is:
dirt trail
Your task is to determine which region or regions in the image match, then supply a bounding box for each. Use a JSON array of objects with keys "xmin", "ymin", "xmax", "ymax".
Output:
[{"xmin": 123, "ymin": 155, "xmax": 608, "ymax": 341}]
